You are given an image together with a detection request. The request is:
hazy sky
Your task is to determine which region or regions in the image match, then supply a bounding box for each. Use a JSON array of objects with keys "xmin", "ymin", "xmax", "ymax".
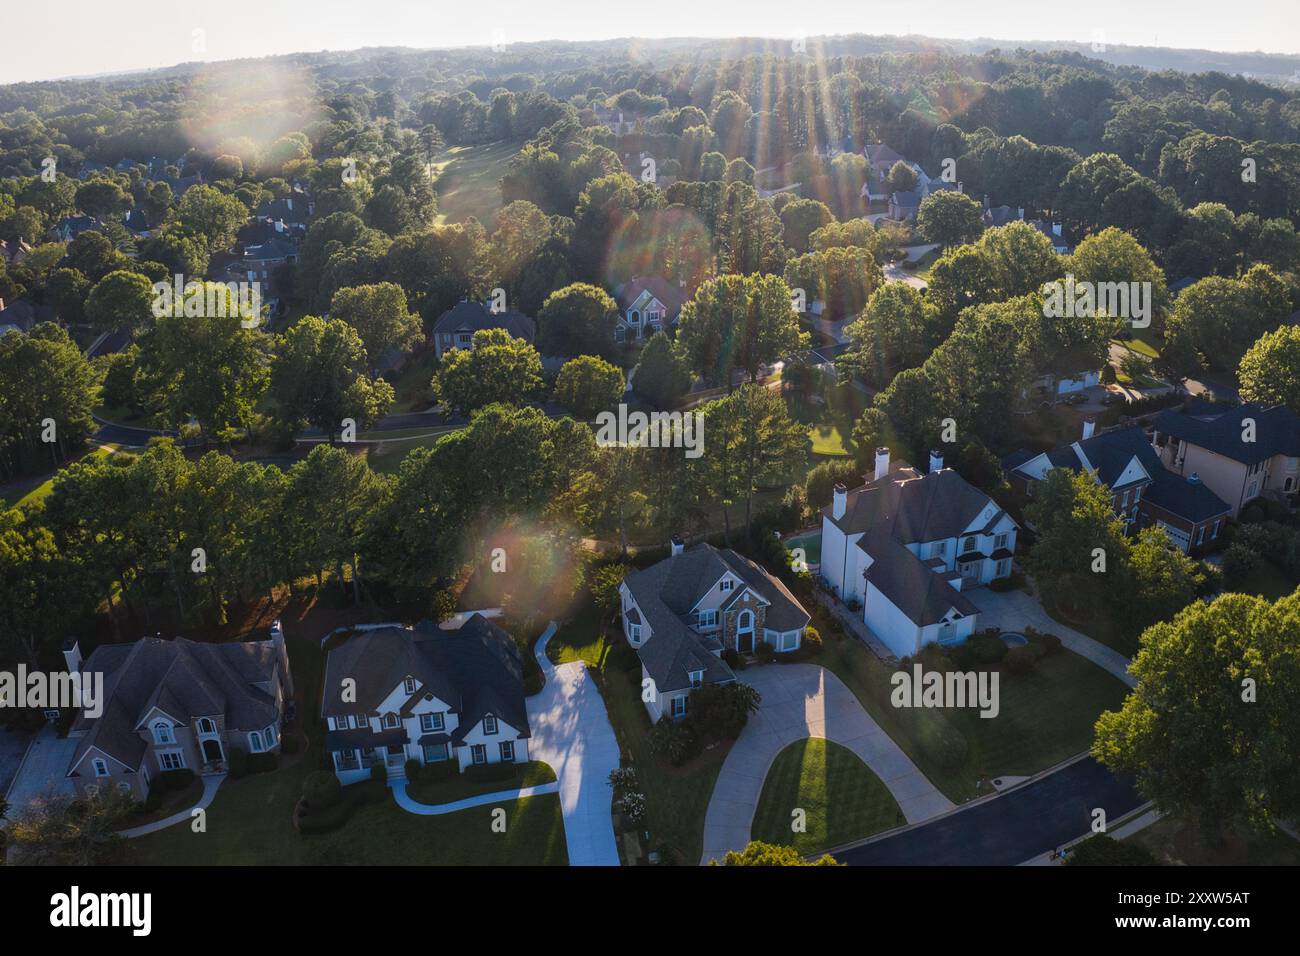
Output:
[{"xmin": 4, "ymin": 0, "xmax": 1299, "ymax": 85}]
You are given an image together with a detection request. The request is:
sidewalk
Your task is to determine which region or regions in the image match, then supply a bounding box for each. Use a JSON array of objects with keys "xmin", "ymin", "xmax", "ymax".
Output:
[
  {"xmin": 390, "ymin": 779, "xmax": 560, "ymax": 816},
  {"xmin": 119, "ymin": 773, "xmax": 226, "ymax": 838}
]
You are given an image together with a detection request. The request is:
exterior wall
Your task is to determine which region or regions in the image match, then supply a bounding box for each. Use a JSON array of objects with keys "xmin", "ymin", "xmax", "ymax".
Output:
[
  {"xmin": 72, "ymin": 749, "xmax": 149, "ymax": 802},
  {"xmin": 1056, "ymin": 370, "xmax": 1100, "ymax": 394},
  {"xmin": 863, "ymin": 582, "xmax": 923, "ymax": 658},
  {"xmin": 819, "ymin": 515, "xmax": 853, "ymax": 599},
  {"xmin": 1137, "ymin": 499, "xmax": 1227, "ymax": 554},
  {"xmin": 919, "ymin": 614, "xmax": 978, "ymax": 649},
  {"xmin": 641, "ymin": 663, "xmax": 664, "ymax": 723},
  {"xmin": 1160, "ymin": 441, "xmax": 1250, "ymax": 517},
  {"xmin": 721, "ymin": 590, "xmax": 767, "ymax": 652}
]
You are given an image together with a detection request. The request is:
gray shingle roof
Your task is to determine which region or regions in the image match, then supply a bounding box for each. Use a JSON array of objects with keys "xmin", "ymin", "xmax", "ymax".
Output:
[
  {"xmin": 71, "ymin": 637, "xmax": 283, "ymax": 770},
  {"xmin": 824, "ymin": 467, "xmax": 1001, "ymax": 545},
  {"xmin": 1154, "ymin": 403, "xmax": 1300, "ymax": 467},
  {"xmin": 860, "ymin": 526, "xmax": 978, "ymax": 627},
  {"xmin": 321, "ymin": 614, "xmax": 529, "ymax": 744},
  {"xmin": 431, "ymin": 300, "xmax": 535, "ymax": 344}
]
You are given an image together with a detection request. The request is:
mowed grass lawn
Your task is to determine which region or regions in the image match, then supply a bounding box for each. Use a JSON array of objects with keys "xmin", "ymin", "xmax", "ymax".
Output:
[
  {"xmin": 1, "ymin": 443, "xmax": 125, "ymax": 509},
  {"xmin": 751, "ymin": 738, "xmax": 904, "ymax": 855},
  {"xmin": 547, "ymin": 601, "xmax": 612, "ymax": 668},
  {"xmin": 816, "ymin": 617, "xmax": 1129, "ymax": 802},
  {"xmin": 128, "ymin": 627, "xmax": 566, "ymax": 866},
  {"xmin": 1129, "ymin": 816, "xmax": 1300, "ymax": 865},
  {"xmin": 432, "ymin": 141, "xmax": 520, "ymax": 225}
]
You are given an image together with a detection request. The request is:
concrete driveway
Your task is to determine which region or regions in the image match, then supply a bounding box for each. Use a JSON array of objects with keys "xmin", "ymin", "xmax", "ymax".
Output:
[
  {"xmin": 699, "ymin": 663, "xmax": 954, "ymax": 865},
  {"xmin": 973, "ymin": 587, "xmax": 1136, "ymax": 687},
  {"xmin": 2, "ymin": 724, "xmax": 76, "ymax": 817},
  {"xmin": 525, "ymin": 624, "xmax": 621, "ymax": 866}
]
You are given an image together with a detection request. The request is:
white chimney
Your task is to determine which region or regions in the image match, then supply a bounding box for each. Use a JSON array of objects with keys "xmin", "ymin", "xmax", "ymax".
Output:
[
  {"xmin": 874, "ymin": 447, "xmax": 890, "ymax": 482},
  {"xmin": 670, "ymin": 533, "xmax": 684, "ymax": 556},
  {"xmin": 1082, "ymin": 418, "xmax": 1096, "ymax": 440},
  {"xmin": 62, "ymin": 637, "xmax": 82, "ymax": 674},
  {"xmin": 832, "ymin": 482, "xmax": 847, "ymax": 520},
  {"xmin": 929, "ymin": 449, "xmax": 944, "ymax": 473},
  {"xmin": 1052, "ymin": 222, "xmax": 1062, "ymax": 237},
  {"xmin": 1017, "ymin": 207, "xmax": 1025, "ymax": 220}
]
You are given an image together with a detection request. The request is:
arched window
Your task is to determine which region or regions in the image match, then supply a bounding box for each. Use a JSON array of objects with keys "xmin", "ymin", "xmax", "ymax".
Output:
[
  {"xmin": 197, "ymin": 718, "xmax": 215, "ymax": 735},
  {"xmin": 249, "ymin": 732, "xmax": 264, "ymax": 753},
  {"xmin": 737, "ymin": 609, "xmax": 754, "ymax": 632},
  {"xmin": 262, "ymin": 727, "xmax": 275, "ymax": 750},
  {"xmin": 152, "ymin": 721, "xmax": 173, "ymax": 744}
]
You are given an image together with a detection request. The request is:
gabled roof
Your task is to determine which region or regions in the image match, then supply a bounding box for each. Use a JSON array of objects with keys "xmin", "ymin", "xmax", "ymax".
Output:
[
  {"xmin": 612, "ymin": 276, "xmax": 687, "ymax": 320},
  {"xmin": 622, "ymin": 543, "xmax": 809, "ymax": 691},
  {"xmin": 860, "ymin": 526, "xmax": 978, "ymax": 627},
  {"xmin": 320, "ymin": 615, "xmax": 530, "ymax": 744},
  {"xmin": 1154, "ymin": 403, "xmax": 1300, "ymax": 467},
  {"xmin": 70, "ymin": 637, "xmax": 283, "ymax": 772},
  {"xmin": 431, "ymin": 300, "xmax": 535, "ymax": 344},
  {"xmin": 824, "ymin": 466, "xmax": 1011, "ymax": 545}
]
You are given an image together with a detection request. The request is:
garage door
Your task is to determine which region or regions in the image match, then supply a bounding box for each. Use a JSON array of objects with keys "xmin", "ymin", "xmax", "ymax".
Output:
[{"xmin": 1156, "ymin": 520, "xmax": 1191, "ymax": 552}]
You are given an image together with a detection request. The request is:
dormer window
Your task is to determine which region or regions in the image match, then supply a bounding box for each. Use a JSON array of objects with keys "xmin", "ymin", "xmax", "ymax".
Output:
[
  {"xmin": 720, "ymin": 579, "xmax": 735, "ymax": 592},
  {"xmin": 689, "ymin": 670, "xmax": 704, "ymax": 689},
  {"xmin": 382, "ymin": 713, "xmax": 399, "ymax": 729},
  {"xmin": 93, "ymin": 758, "xmax": 110, "ymax": 777},
  {"xmin": 152, "ymin": 721, "xmax": 174, "ymax": 744},
  {"xmin": 404, "ymin": 677, "xmax": 416, "ymax": 695},
  {"xmin": 628, "ymin": 623, "xmax": 642, "ymax": 643},
  {"xmin": 197, "ymin": 717, "xmax": 216, "ymax": 735},
  {"xmin": 483, "ymin": 715, "xmax": 498, "ymax": 736}
]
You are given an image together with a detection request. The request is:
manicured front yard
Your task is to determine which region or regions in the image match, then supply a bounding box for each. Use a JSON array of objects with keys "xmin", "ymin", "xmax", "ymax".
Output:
[
  {"xmin": 406, "ymin": 760, "xmax": 555, "ymax": 805},
  {"xmin": 751, "ymin": 738, "xmax": 904, "ymax": 855},
  {"xmin": 815, "ymin": 610, "xmax": 1130, "ymax": 803},
  {"xmin": 547, "ymin": 601, "xmax": 612, "ymax": 668}
]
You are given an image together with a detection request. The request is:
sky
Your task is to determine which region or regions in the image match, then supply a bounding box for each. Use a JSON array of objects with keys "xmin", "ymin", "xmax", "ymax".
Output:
[{"xmin": 4, "ymin": 0, "xmax": 1299, "ymax": 85}]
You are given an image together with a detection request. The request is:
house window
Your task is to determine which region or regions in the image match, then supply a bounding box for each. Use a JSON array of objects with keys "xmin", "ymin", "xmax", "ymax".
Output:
[
  {"xmin": 423, "ymin": 743, "xmax": 448, "ymax": 763},
  {"xmin": 994, "ymin": 533, "xmax": 1008, "ymax": 551},
  {"xmin": 697, "ymin": 609, "xmax": 717, "ymax": 629},
  {"xmin": 263, "ymin": 727, "xmax": 275, "ymax": 750},
  {"xmin": 158, "ymin": 751, "xmax": 185, "ymax": 771},
  {"xmin": 499, "ymin": 741, "xmax": 515, "ymax": 762},
  {"xmin": 927, "ymin": 541, "xmax": 945, "ymax": 559},
  {"xmin": 197, "ymin": 718, "xmax": 215, "ymax": 735},
  {"xmin": 720, "ymin": 579, "xmax": 735, "ymax": 592},
  {"xmin": 629, "ymin": 310, "xmax": 640, "ymax": 325},
  {"xmin": 483, "ymin": 715, "xmax": 498, "ymax": 736},
  {"xmin": 354, "ymin": 714, "xmax": 368, "ymax": 729},
  {"xmin": 1196, "ymin": 526, "xmax": 1206, "ymax": 546},
  {"xmin": 670, "ymin": 696, "xmax": 687, "ymax": 718},
  {"xmin": 420, "ymin": 713, "xmax": 444, "ymax": 732},
  {"xmin": 962, "ymin": 536, "xmax": 978, "ymax": 553},
  {"xmin": 647, "ymin": 310, "xmax": 661, "ymax": 323},
  {"xmin": 471, "ymin": 744, "xmax": 487, "ymax": 765},
  {"xmin": 780, "ymin": 631, "xmax": 799, "ymax": 652},
  {"xmin": 152, "ymin": 721, "xmax": 173, "ymax": 744},
  {"xmin": 996, "ymin": 559, "xmax": 1011, "ymax": 577},
  {"xmin": 628, "ymin": 623, "xmax": 642, "ymax": 643},
  {"xmin": 1211, "ymin": 519, "xmax": 1221, "ymax": 539},
  {"xmin": 382, "ymin": 713, "xmax": 399, "ymax": 729},
  {"xmin": 404, "ymin": 678, "xmax": 416, "ymax": 694},
  {"xmin": 93, "ymin": 758, "xmax": 110, "ymax": 778},
  {"xmin": 689, "ymin": 670, "xmax": 703, "ymax": 689},
  {"xmin": 614, "ymin": 328, "xmax": 625, "ymax": 343},
  {"xmin": 249, "ymin": 732, "xmax": 264, "ymax": 753},
  {"xmin": 1247, "ymin": 481, "xmax": 1259, "ymax": 499}
]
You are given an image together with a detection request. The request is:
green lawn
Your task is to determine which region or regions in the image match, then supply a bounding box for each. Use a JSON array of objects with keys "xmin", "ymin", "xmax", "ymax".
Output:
[
  {"xmin": 387, "ymin": 349, "xmax": 440, "ymax": 413},
  {"xmin": 1, "ymin": 443, "xmax": 124, "ymax": 509},
  {"xmin": 432, "ymin": 142, "xmax": 520, "ymax": 226},
  {"xmin": 129, "ymin": 622, "xmax": 566, "ymax": 865},
  {"xmin": 1116, "ymin": 334, "xmax": 1163, "ymax": 360},
  {"xmin": 816, "ymin": 615, "xmax": 1130, "ymax": 802},
  {"xmin": 548, "ymin": 601, "xmax": 612, "ymax": 668},
  {"xmin": 362, "ymin": 428, "xmax": 457, "ymax": 475},
  {"xmin": 1232, "ymin": 559, "xmax": 1297, "ymax": 601},
  {"xmin": 808, "ymin": 422, "xmax": 851, "ymax": 457},
  {"xmin": 405, "ymin": 760, "xmax": 555, "ymax": 805},
  {"xmin": 751, "ymin": 738, "xmax": 904, "ymax": 855},
  {"xmin": 1129, "ymin": 816, "xmax": 1300, "ymax": 865}
]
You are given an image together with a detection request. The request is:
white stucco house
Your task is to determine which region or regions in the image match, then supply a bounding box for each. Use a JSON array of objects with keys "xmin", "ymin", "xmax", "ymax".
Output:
[
  {"xmin": 820, "ymin": 448, "xmax": 1019, "ymax": 659},
  {"xmin": 618, "ymin": 538, "xmax": 810, "ymax": 723},
  {"xmin": 320, "ymin": 615, "xmax": 530, "ymax": 784}
]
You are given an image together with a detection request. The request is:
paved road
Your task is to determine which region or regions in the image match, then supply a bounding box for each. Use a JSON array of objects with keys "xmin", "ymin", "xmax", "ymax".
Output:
[
  {"xmin": 525, "ymin": 624, "xmax": 621, "ymax": 866},
  {"xmin": 699, "ymin": 663, "xmax": 954, "ymax": 865},
  {"xmin": 833, "ymin": 756, "xmax": 1141, "ymax": 865}
]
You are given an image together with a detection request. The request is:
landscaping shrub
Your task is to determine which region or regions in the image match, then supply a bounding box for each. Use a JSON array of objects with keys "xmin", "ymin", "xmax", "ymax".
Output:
[
  {"xmin": 606, "ymin": 642, "xmax": 641, "ymax": 675},
  {"xmin": 463, "ymin": 761, "xmax": 520, "ymax": 783},
  {"xmin": 228, "ymin": 747, "xmax": 248, "ymax": 778},
  {"xmin": 649, "ymin": 716, "xmax": 700, "ymax": 767},
  {"xmin": 1025, "ymin": 629, "xmax": 1062, "ymax": 654},
  {"xmin": 302, "ymin": 771, "xmax": 342, "ymax": 811},
  {"xmin": 370, "ymin": 764, "xmax": 387, "ymax": 784},
  {"xmin": 968, "ymin": 631, "xmax": 1007, "ymax": 664},
  {"xmin": 722, "ymin": 647, "xmax": 745, "ymax": 669},
  {"xmin": 280, "ymin": 733, "xmax": 301, "ymax": 755},
  {"xmin": 247, "ymin": 751, "xmax": 279, "ymax": 774},
  {"xmin": 155, "ymin": 768, "xmax": 195, "ymax": 792},
  {"xmin": 755, "ymin": 642, "xmax": 775, "ymax": 663},
  {"xmin": 802, "ymin": 626, "xmax": 822, "ymax": 655},
  {"xmin": 1066, "ymin": 834, "xmax": 1159, "ymax": 866},
  {"xmin": 404, "ymin": 758, "xmax": 422, "ymax": 780},
  {"xmin": 689, "ymin": 682, "xmax": 761, "ymax": 742}
]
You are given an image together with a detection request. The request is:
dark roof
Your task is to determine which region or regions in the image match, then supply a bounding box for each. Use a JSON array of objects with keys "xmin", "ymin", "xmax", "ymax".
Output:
[
  {"xmin": 890, "ymin": 190, "xmax": 922, "ymax": 209},
  {"xmin": 824, "ymin": 466, "xmax": 1007, "ymax": 545},
  {"xmin": 1145, "ymin": 471, "xmax": 1233, "ymax": 523},
  {"xmin": 320, "ymin": 615, "xmax": 530, "ymax": 744},
  {"xmin": 612, "ymin": 276, "xmax": 687, "ymax": 319},
  {"xmin": 0, "ymin": 299, "xmax": 56, "ymax": 333},
  {"xmin": 71, "ymin": 636, "xmax": 283, "ymax": 771},
  {"xmin": 860, "ymin": 526, "xmax": 978, "ymax": 627},
  {"xmin": 622, "ymin": 543, "xmax": 809, "ymax": 691},
  {"xmin": 431, "ymin": 300, "xmax": 535, "ymax": 344},
  {"xmin": 244, "ymin": 236, "xmax": 298, "ymax": 261},
  {"xmin": 1154, "ymin": 403, "xmax": 1300, "ymax": 467}
]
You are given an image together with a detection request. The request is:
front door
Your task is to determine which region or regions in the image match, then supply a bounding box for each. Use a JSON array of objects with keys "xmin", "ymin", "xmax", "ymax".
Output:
[
  {"xmin": 736, "ymin": 610, "xmax": 755, "ymax": 653},
  {"xmin": 202, "ymin": 739, "xmax": 223, "ymax": 763}
]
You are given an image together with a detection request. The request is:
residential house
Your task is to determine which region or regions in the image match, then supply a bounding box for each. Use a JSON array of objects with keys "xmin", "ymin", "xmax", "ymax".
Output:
[
  {"xmin": 241, "ymin": 234, "xmax": 298, "ymax": 285},
  {"xmin": 430, "ymin": 299, "xmax": 536, "ymax": 360},
  {"xmin": 821, "ymin": 448, "xmax": 1019, "ymax": 659},
  {"xmin": 0, "ymin": 298, "xmax": 56, "ymax": 336},
  {"xmin": 0, "ymin": 238, "xmax": 32, "ymax": 266},
  {"xmin": 320, "ymin": 614, "xmax": 530, "ymax": 784},
  {"xmin": 256, "ymin": 190, "xmax": 314, "ymax": 227},
  {"xmin": 62, "ymin": 623, "xmax": 294, "ymax": 800},
  {"xmin": 887, "ymin": 189, "xmax": 923, "ymax": 221},
  {"xmin": 619, "ymin": 538, "xmax": 810, "ymax": 722},
  {"xmin": 862, "ymin": 143, "xmax": 907, "ymax": 200},
  {"xmin": 53, "ymin": 215, "xmax": 103, "ymax": 242},
  {"xmin": 591, "ymin": 105, "xmax": 643, "ymax": 135},
  {"xmin": 1153, "ymin": 402, "xmax": 1300, "ymax": 518},
  {"xmin": 1007, "ymin": 419, "xmax": 1232, "ymax": 553},
  {"xmin": 1028, "ymin": 218, "xmax": 1071, "ymax": 254},
  {"xmin": 612, "ymin": 276, "xmax": 687, "ymax": 343}
]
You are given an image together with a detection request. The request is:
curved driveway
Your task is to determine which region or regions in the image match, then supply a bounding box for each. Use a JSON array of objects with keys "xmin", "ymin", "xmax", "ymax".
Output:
[
  {"xmin": 699, "ymin": 663, "xmax": 954, "ymax": 865},
  {"xmin": 525, "ymin": 624, "xmax": 621, "ymax": 866}
]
